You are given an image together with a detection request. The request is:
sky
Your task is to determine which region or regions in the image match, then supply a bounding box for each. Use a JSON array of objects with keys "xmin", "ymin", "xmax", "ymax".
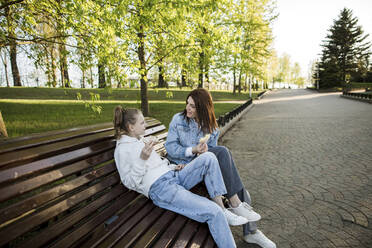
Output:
[{"xmin": 272, "ymin": 0, "xmax": 372, "ymax": 78}]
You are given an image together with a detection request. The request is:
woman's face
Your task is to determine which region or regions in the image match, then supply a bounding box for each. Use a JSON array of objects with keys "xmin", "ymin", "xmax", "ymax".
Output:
[
  {"xmin": 129, "ymin": 113, "xmax": 146, "ymax": 138},
  {"xmin": 186, "ymin": 96, "xmax": 197, "ymax": 119}
]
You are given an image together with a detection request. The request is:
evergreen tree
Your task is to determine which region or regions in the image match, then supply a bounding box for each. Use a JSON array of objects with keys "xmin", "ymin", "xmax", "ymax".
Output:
[{"xmin": 318, "ymin": 8, "xmax": 371, "ymax": 88}]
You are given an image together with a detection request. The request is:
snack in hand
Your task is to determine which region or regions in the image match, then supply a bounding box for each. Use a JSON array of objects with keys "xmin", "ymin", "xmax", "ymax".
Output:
[
  {"xmin": 199, "ymin": 134, "xmax": 210, "ymax": 144},
  {"xmin": 143, "ymin": 135, "xmax": 159, "ymax": 144}
]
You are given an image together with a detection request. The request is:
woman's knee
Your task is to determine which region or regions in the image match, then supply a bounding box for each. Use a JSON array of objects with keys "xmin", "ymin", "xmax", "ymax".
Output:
[
  {"xmin": 201, "ymin": 152, "xmax": 219, "ymax": 167},
  {"xmin": 211, "ymin": 146, "xmax": 230, "ymax": 158}
]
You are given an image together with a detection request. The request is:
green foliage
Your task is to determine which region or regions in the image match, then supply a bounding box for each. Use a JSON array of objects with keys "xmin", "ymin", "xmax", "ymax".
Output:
[
  {"xmin": 317, "ymin": 8, "xmax": 372, "ymax": 88},
  {"xmin": 165, "ymin": 91, "xmax": 174, "ymax": 99},
  {"xmin": 1, "ymin": 0, "xmax": 277, "ymax": 112}
]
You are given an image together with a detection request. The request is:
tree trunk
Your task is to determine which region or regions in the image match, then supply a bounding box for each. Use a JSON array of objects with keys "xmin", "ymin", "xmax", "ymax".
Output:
[
  {"xmin": 238, "ymin": 68, "xmax": 242, "ymax": 93},
  {"xmin": 158, "ymin": 63, "xmax": 166, "ymax": 88},
  {"xmin": 5, "ymin": 6, "xmax": 21, "ymax": 87},
  {"xmin": 244, "ymin": 73, "xmax": 248, "ymax": 92},
  {"xmin": 0, "ymin": 111, "xmax": 8, "ymax": 138},
  {"xmin": 81, "ymin": 70, "xmax": 85, "ymax": 88},
  {"xmin": 138, "ymin": 25, "xmax": 149, "ymax": 116},
  {"xmin": 51, "ymin": 46, "xmax": 57, "ymax": 87},
  {"xmin": 9, "ymin": 40, "xmax": 21, "ymax": 86},
  {"xmin": 205, "ymin": 62, "xmax": 209, "ymax": 89},
  {"xmin": 198, "ymin": 51, "xmax": 204, "ymax": 88},
  {"xmin": 98, "ymin": 63, "xmax": 106, "ymax": 88},
  {"xmin": 45, "ymin": 46, "xmax": 52, "ymax": 86},
  {"xmin": 59, "ymin": 44, "xmax": 69, "ymax": 87},
  {"xmin": 1, "ymin": 49, "xmax": 10, "ymax": 87},
  {"xmin": 89, "ymin": 67, "xmax": 93, "ymax": 87},
  {"xmin": 181, "ymin": 68, "xmax": 187, "ymax": 87},
  {"xmin": 233, "ymin": 67, "xmax": 236, "ymax": 94}
]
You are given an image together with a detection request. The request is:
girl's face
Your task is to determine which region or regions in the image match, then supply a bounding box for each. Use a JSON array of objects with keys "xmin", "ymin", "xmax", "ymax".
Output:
[
  {"xmin": 186, "ymin": 96, "xmax": 197, "ymax": 119},
  {"xmin": 128, "ymin": 113, "xmax": 146, "ymax": 138}
]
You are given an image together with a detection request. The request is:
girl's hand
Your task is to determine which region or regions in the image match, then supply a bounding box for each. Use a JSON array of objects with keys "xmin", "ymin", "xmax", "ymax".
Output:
[
  {"xmin": 140, "ymin": 141, "xmax": 155, "ymax": 160},
  {"xmin": 192, "ymin": 143, "xmax": 208, "ymax": 155},
  {"xmin": 174, "ymin": 164, "xmax": 186, "ymax": 170}
]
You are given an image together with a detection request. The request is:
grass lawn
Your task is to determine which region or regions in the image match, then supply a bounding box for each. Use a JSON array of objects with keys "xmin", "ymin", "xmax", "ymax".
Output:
[
  {"xmin": 0, "ymin": 87, "xmax": 262, "ymax": 101},
  {"xmin": 0, "ymin": 100, "xmax": 241, "ymax": 138},
  {"xmin": 0, "ymin": 87, "xmax": 262, "ymax": 138}
]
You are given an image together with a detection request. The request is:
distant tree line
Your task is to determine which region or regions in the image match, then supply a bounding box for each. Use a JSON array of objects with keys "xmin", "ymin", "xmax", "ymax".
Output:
[
  {"xmin": 1, "ymin": 0, "xmax": 309, "ymax": 114},
  {"xmin": 1, "ymin": 0, "xmax": 283, "ymax": 114},
  {"xmin": 313, "ymin": 8, "xmax": 372, "ymax": 89}
]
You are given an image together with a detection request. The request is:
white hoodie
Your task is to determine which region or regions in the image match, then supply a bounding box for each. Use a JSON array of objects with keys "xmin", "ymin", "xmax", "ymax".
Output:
[{"xmin": 114, "ymin": 135, "xmax": 173, "ymax": 197}]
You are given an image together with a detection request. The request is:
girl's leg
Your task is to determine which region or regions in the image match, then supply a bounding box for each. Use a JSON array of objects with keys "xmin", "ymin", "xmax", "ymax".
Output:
[
  {"xmin": 177, "ymin": 152, "xmax": 226, "ymax": 198},
  {"xmin": 149, "ymin": 172, "xmax": 236, "ymax": 248}
]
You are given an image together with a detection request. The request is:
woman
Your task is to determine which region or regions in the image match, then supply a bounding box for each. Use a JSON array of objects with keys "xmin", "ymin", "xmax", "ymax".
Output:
[
  {"xmin": 165, "ymin": 88, "xmax": 276, "ymax": 248},
  {"xmin": 113, "ymin": 106, "xmax": 255, "ymax": 248}
]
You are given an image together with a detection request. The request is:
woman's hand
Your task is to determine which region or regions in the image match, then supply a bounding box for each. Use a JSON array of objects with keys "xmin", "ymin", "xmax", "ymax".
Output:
[
  {"xmin": 174, "ymin": 164, "xmax": 186, "ymax": 170},
  {"xmin": 192, "ymin": 142, "xmax": 208, "ymax": 155},
  {"xmin": 140, "ymin": 140, "xmax": 155, "ymax": 160}
]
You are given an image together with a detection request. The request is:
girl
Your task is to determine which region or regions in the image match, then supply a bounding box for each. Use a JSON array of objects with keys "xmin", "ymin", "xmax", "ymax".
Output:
[
  {"xmin": 113, "ymin": 106, "xmax": 253, "ymax": 248},
  {"xmin": 165, "ymin": 89, "xmax": 276, "ymax": 248}
]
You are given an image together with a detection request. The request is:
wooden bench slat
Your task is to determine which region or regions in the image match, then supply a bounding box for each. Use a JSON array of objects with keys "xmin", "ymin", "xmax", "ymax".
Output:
[
  {"xmin": 144, "ymin": 124, "xmax": 166, "ymax": 136},
  {"xmin": 203, "ymin": 236, "xmax": 217, "ymax": 248},
  {"xmin": 0, "ymin": 130, "xmax": 114, "ymax": 168},
  {"xmin": 0, "ymin": 122, "xmax": 164, "ymax": 169},
  {"xmin": 171, "ymin": 220, "xmax": 199, "ymax": 248},
  {"xmin": 189, "ymin": 224, "xmax": 210, "ymax": 247},
  {"xmin": 0, "ymin": 139, "xmax": 115, "ymax": 185},
  {"xmin": 0, "ymin": 117, "xmax": 217, "ymax": 248},
  {"xmin": 0, "ymin": 149, "xmax": 114, "ymax": 204},
  {"xmin": 18, "ymin": 184, "xmax": 126, "ymax": 248},
  {"xmin": 112, "ymin": 207, "xmax": 165, "ymax": 248},
  {"xmin": 96, "ymin": 200, "xmax": 156, "ymax": 248},
  {"xmin": 0, "ymin": 171, "xmax": 119, "ymax": 246},
  {"xmin": 48, "ymin": 189, "xmax": 141, "ymax": 248},
  {"xmin": 0, "ymin": 118, "xmax": 160, "ymax": 154},
  {"xmin": 78, "ymin": 191, "xmax": 148, "ymax": 248},
  {"xmin": 152, "ymin": 215, "xmax": 189, "ymax": 248},
  {"xmin": 133, "ymin": 210, "xmax": 178, "ymax": 248},
  {"xmin": 0, "ymin": 162, "xmax": 117, "ymax": 225},
  {"xmin": 0, "ymin": 122, "xmax": 113, "ymax": 154}
]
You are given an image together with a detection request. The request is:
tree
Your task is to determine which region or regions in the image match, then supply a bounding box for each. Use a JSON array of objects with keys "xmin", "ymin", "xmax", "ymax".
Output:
[
  {"xmin": 319, "ymin": 8, "xmax": 371, "ymax": 88},
  {"xmin": 3, "ymin": 4, "xmax": 21, "ymax": 86}
]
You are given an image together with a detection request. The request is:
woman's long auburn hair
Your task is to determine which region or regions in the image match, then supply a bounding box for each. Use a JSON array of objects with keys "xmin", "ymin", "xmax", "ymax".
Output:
[{"xmin": 182, "ymin": 88, "xmax": 218, "ymax": 134}]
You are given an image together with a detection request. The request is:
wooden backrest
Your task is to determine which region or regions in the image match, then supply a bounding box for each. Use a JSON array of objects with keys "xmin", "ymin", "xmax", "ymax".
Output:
[{"xmin": 0, "ymin": 117, "xmax": 171, "ymax": 248}]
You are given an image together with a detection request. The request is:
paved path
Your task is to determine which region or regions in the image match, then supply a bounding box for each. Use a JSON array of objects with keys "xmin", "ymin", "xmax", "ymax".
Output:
[{"xmin": 220, "ymin": 89, "xmax": 372, "ymax": 248}]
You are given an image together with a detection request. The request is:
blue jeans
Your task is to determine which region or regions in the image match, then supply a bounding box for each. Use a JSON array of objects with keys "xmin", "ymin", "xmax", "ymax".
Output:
[
  {"xmin": 148, "ymin": 152, "xmax": 236, "ymax": 248},
  {"xmin": 209, "ymin": 146, "xmax": 258, "ymax": 235}
]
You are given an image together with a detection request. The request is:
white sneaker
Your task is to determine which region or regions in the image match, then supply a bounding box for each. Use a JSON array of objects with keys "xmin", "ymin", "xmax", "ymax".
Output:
[
  {"xmin": 229, "ymin": 202, "xmax": 261, "ymax": 222},
  {"xmin": 223, "ymin": 208, "xmax": 249, "ymax": 226},
  {"xmin": 244, "ymin": 230, "xmax": 276, "ymax": 248}
]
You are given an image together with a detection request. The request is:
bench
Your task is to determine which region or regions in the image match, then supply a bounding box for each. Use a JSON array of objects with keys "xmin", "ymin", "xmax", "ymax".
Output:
[{"xmin": 0, "ymin": 117, "xmax": 216, "ymax": 248}]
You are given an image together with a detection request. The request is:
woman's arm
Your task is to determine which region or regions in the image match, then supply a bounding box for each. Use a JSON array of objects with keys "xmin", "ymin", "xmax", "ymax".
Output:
[
  {"xmin": 164, "ymin": 117, "xmax": 189, "ymax": 159},
  {"xmin": 207, "ymin": 129, "xmax": 220, "ymax": 147}
]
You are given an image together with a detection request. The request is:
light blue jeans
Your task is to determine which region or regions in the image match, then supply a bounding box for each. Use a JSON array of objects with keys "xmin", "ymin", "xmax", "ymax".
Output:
[{"xmin": 148, "ymin": 152, "xmax": 236, "ymax": 248}]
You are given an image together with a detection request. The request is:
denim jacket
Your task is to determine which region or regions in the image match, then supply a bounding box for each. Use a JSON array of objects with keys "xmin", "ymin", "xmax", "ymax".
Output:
[{"xmin": 165, "ymin": 113, "xmax": 220, "ymax": 164}]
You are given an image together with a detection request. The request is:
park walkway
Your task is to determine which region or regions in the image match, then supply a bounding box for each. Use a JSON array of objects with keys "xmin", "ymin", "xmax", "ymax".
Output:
[{"xmin": 220, "ymin": 89, "xmax": 372, "ymax": 248}]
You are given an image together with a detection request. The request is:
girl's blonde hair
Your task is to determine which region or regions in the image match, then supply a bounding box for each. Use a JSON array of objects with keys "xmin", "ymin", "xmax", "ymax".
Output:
[{"xmin": 113, "ymin": 106, "xmax": 141, "ymax": 139}]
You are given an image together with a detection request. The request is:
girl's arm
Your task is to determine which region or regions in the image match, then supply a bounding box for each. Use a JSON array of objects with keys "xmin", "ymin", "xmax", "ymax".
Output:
[{"xmin": 117, "ymin": 148, "xmax": 147, "ymax": 190}]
